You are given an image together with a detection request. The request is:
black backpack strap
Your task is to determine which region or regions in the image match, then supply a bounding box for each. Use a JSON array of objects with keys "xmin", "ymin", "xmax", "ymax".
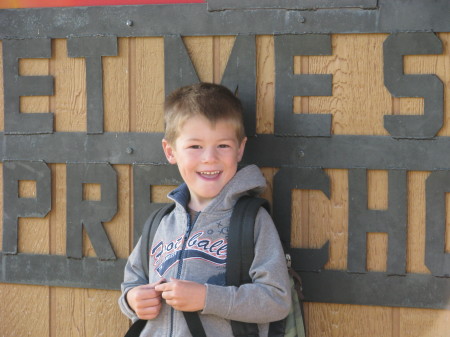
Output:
[
  {"xmin": 124, "ymin": 319, "xmax": 147, "ymax": 337},
  {"xmin": 268, "ymin": 319, "xmax": 286, "ymax": 337},
  {"xmin": 226, "ymin": 196, "xmax": 270, "ymax": 337},
  {"xmin": 140, "ymin": 203, "xmax": 175, "ymax": 279},
  {"xmin": 183, "ymin": 312, "xmax": 207, "ymax": 337},
  {"xmin": 139, "ymin": 203, "xmax": 207, "ymax": 337},
  {"xmin": 124, "ymin": 203, "xmax": 176, "ymax": 337}
]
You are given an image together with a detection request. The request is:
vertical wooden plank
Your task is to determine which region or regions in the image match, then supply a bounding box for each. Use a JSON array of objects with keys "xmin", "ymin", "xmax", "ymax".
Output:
[
  {"xmin": 49, "ymin": 162, "xmax": 68, "ymax": 337},
  {"xmin": 213, "ymin": 35, "xmax": 235, "ymax": 84},
  {"xmin": 183, "ymin": 36, "xmax": 213, "ymax": 83},
  {"xmin": 406, "ymin": 171, "xmax": 429, "ymax": 275},
  {"xmin": 87, "ymin": 36, "xmax": 132, "ymax": 332},
  {"xmin": 437, "ymin": 33, "xmax": 450, "ymax": 137},
  {"xmin": 17, "ymin": 56, "xmax": 51, "ymax": 256},
  {"xmin": 256, "ymin": 35, "xmax": 275, "ymax": 134},
  {"xmin": 308, "ymin": 34, "xmax": 391, "ymax": 135},
  {"xmin": 133, "ymin": 37, "xmax": 165, "ymax": 133},
  {"xmin": 104, "ymin": 37, "xmax": 130, "ymax": 132},
  {"xmin": 0, "ymin": 49, "xmax": 51, "ymax": 337},
  {"xmin": 52, "ymin": 39, "xmax": 86, "ymax": 132},
  {"xmin": 84, "ymin": 288, "xmax": 129, "ymax": 337},
  {"xmin": 399, "ymin": 308, "xmax": 450, "ymax": 337},
  {"xmin": 291, "ymin": 169, "xmax": 350, "ymax": 334},
  {"xmin": 50, "ymin": 37, "xmax": 85, "ymax": 337},
  {"xmin": 366, "ymin": 170, "xmax": 388, "ymax": 272},
  {"xmin": 108, "ymin": 165, "xmax": 131, "ymax": 260},
  {"xmin": 318, "ymin": 169, "xmax": 348, "ymax": 271},
  {"xmin": 397, "ymin": 32, "xmax": 450, "ymax": 337},
  {"xmin": 0, "ymin": 284, "xmax": 50, "ymax": 337},
  {"xmin": 49, "ymin": 37, "xmax": 130, "ymax": 337},
  {"xmin": 309, "ymin": 303, "xmax": 393, "ymax": 337}
]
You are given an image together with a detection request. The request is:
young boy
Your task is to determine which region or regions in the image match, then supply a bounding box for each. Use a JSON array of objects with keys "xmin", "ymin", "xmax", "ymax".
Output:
[{"xmin": 119, "ymin": 82, "xmax": 291, "ymax": 336}]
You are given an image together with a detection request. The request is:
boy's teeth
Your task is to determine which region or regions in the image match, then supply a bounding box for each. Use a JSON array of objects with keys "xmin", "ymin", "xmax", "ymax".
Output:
[{"xmin": 201, "ymin": 171, "xmax": 220, "ymax": 175}]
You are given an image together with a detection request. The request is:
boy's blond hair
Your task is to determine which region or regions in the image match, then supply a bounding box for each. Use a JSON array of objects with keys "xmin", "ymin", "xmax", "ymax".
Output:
[{"xmin": 164, "ymin": 82, "xmax": 246, "ymax": 145}]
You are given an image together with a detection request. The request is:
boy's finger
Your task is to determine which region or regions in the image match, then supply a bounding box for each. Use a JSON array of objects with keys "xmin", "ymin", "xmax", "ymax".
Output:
[
  {"xmin": 137, "ymin": 297, "xmax": 162, "ymax": 308},
  {"xmin": 138, "ymin": 284, "xmax": 159, "ymax": 292},
  {"xmin": 154, "ymin": 282, "xmax": 167, "ymax": 292},
  {"xmin": 155, "ymin": 277, "xmax": 179, "ymax": 291}
]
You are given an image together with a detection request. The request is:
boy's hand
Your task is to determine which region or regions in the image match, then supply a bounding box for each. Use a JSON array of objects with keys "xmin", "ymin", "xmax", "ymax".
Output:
[
  {"xmin": 155, "ymin": 278, "xmax": 206, "ymax": 312},
  {"xmin": 126, "ymin": 279, "xmax": 166, "ymax": 320}
]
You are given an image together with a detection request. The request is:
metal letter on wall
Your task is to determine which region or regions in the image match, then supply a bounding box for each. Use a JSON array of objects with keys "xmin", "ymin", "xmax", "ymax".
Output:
[
  {"xmin": 383, "ymin": 33, "xmax": 444, "ymax": 139},
  {"xmin": 274, "ymin": 34, "xmax": 332, "ymax": 136},
  {"xmin": 66, "ymin": 163, "xmax": 118, "ymax": 260},
  {"xmin": 2, "ymin": 39, "xmax": 54, "ymax": 134},
  {"xmin": 348, "ymin": 169, "xmax": 407, "ymax": 275},
  {"xmin": 273, "ymin": 167, "xmax": 330, "ymax": 271},
  {"xmin": 164, "ymin": 35, "xmax": 200, "ymax": 97},
  {"xmin": 67, "ymin": 36, "xmax": 118, "ymax": 134},
  {"xmin": 425, "ymin": 171, "xmax": 450, "ymax": 277},
  {"xmin": 2, "ymin": 161, "xmax": 51, "ymax": 254},
  {"xmin": 219, "ymin": 35, "xmax": 257, "ymax": 137}
]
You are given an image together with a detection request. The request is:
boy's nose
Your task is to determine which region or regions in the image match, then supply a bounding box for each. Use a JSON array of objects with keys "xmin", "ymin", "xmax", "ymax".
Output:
[{"xmin": 202, "ymin": 147, "xmax": 218, "ymax": 163}]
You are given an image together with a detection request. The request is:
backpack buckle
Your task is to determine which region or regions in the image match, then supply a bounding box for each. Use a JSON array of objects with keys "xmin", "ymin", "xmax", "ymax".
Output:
[{"xmin": 285, "ymin": 253, "xmax": 292, "ymax": 268}]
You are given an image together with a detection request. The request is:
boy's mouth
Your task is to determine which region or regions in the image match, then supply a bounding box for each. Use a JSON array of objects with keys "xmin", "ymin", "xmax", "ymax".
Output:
[{"xmin": 198, "ymin": 170, "xmax": 221, "ymax": 179}]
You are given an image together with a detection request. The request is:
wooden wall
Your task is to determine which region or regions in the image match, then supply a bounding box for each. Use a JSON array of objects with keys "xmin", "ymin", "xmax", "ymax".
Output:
[{"xmin": 0, "ymin": 33, "xmax": 449, "ymax": 336}]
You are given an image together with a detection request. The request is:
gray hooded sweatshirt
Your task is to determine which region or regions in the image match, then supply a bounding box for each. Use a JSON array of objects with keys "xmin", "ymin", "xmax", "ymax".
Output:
[{"xmin": 119, "ymin": 165, "xmax": 291, "ymax": 336}]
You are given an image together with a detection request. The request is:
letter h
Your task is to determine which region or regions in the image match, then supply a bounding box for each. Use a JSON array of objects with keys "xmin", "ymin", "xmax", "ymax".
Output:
[{"xmin": 348, "ymin": 169, "xmax": 407, "ymax": 275}]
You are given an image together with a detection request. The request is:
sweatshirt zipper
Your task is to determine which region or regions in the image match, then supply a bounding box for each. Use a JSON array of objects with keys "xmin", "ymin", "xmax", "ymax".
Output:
[{"xmin": 169, "ymin": 211, "xmax": 199, "ymax": 337}]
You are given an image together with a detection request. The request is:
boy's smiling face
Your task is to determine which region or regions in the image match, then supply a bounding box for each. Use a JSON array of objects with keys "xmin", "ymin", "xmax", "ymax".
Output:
[{"xmin": 162, "ymin": 115, "xmax": 246, "ymax": 211}]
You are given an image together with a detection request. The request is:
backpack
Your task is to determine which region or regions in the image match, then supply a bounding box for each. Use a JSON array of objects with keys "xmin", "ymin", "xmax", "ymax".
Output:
[{"xmin": 124, "ymin": 196, "xmax": 306, "ymax": 337}]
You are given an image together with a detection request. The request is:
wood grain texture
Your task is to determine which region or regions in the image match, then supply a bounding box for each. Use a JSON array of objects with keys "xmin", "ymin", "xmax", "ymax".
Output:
[
  {"xmin": 256, "ymin": 35, "xmax": 275, "ymax": 134},
  {"xmin": 183, "ymin": 36, "xmax": 213, "ymax": 83},
  {"xmin": 0, "ymin": 31, "xmax": 449, "ymax": 336},
  {"xmin": 214, "ymin": 35, "xmax": 235, "ymax": 84},
  {"xmin": 308, "ymin": 34, "xmax": 392, "ymax": 135},
  {"xmin": 366, "ymin": 170, "xmax": 388, "ymax": 272},
  {"xmin": 133, "ymin": 37, "xmax": 164, "ymax": 133},
  {"xmin": 104, "ymin": 37, "xmax": 130, "ymax": 133},
  {"xmin": 52, "ymin": 39, "xmax": 86, "ymax": 132}
]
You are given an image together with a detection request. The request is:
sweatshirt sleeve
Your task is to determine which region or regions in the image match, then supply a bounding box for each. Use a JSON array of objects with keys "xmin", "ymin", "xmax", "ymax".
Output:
[
  {"xmin": 201, "ymin": 208, "xmax": 291, "ymax": 323},
  {"xmin": 118, "ymin": 237, "xmax": 148, "ymax": 321}
]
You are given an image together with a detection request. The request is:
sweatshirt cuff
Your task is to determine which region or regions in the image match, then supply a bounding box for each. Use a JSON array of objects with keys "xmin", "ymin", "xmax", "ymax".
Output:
[
  {"xmin": 202, "ymin": 284, "xmax": 233, "ymax": 317},
  {"xmin": 118, "ymin": 289, "xmax": 139, "ymax": 321}
]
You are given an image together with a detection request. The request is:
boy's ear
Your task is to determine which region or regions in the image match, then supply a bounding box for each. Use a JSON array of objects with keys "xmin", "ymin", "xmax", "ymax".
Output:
[
  {"xmin": 162, "ymin": 139, "xmax": 177, "ymax": 164},
  {"xmin": 237, "ymin": 137, "xmax": 247, "ymax": 162}
]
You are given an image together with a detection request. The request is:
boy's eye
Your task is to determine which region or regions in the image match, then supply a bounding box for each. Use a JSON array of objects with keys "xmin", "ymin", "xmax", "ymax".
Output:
[
  {"xmin": 218, "ymin": 144, "xmax": 230, "ymax": 149},
  {"xmin": 189, "ymin": 145, "xmax": 201, "ymax": 149}
]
